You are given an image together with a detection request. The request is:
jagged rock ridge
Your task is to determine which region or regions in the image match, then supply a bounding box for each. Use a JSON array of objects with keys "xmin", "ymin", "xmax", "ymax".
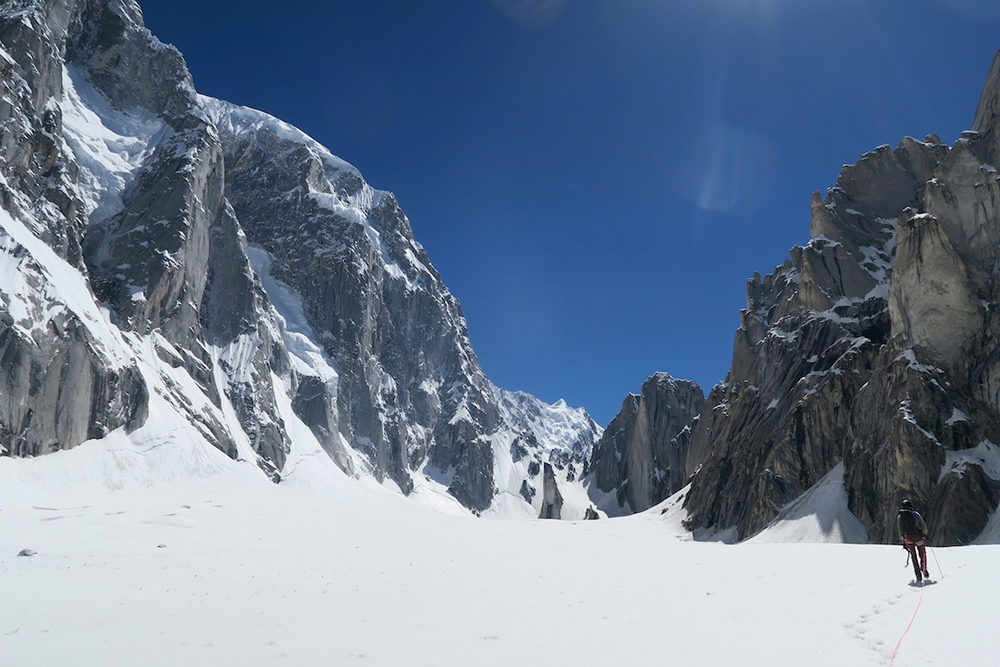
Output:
[{"xmin": 593, "ymin": 52, "xmax": 1000, "ymax": 545}]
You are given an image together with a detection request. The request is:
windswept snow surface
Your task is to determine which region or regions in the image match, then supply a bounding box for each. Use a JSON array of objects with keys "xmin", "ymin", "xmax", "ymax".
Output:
[{"xmin": 1, "ymin": 446, "xmax": 995, "ymax": 667}]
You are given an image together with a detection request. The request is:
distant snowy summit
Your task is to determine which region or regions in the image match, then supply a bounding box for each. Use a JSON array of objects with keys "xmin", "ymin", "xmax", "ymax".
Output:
[{"xmin": 0, "ymin": 0, "xmax": 602, "ymax": 519}]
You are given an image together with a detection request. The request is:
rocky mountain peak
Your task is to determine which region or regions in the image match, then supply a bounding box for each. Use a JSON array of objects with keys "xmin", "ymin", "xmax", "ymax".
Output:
[{"xmin": 676, "ymin": 51, "xmax": 1000, "ymax": 544}]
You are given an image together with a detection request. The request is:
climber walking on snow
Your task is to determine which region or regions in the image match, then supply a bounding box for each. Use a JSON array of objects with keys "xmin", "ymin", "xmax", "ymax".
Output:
[{"xmin": 897, "ymin": 499, "xmax": 929, "ymax": 583}]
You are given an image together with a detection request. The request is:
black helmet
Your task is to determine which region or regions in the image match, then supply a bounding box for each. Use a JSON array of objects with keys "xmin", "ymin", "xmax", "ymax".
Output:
[{"xmin": 901, "ymin": 499, "xmax": 913, "ymax": 509}]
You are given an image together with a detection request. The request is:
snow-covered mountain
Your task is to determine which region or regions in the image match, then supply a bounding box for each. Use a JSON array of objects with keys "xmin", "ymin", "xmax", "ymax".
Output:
[{"xmin": 0, "ymin": 0, "xmax": 601, "ymax": 518}]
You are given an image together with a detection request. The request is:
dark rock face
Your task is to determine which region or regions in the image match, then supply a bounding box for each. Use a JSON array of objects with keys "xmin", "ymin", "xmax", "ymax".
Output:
[
  {"xmin": 844, "ymin": 348, "xmax": 1000, "ymax": 544},
  {"xmin": 0, "ymin": 304, "xmax": 147, "ymax": 456},
  {"xmin": 928, "ymin": 463, "xmax": 1000, "ymax": 546},
  {"xmin": 587, "ymin": 373, "xmax": 704, "ymax": 514},
  {"xmin": 71, "ymin": 2, "xmax": 215, "ymax": 353},
  {"xmin": 678, "ymin": 51, "xmax": 1000, "ymax": 545},
  {"xmin": 450, "ymin": 440, "xmax": 496, "ymax": 514},
  {"xmin": 538, "ymin": 462, "xmax": 563, "ymax": 519}
]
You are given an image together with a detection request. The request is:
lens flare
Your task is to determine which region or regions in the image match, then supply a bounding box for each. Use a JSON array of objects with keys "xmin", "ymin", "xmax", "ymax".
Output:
[
  {"xmin": 674, "ymin": 121, "xmax": 775, "ymax": 215},
  {"xmin": 490, "ymin": 0, "xmax": 571, "ymax": 27}
]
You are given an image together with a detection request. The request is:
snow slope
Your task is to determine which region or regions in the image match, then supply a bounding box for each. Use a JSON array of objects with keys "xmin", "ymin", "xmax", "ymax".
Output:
[
  {"xmin": 749, "ymin": 463, "xmax": 869, "ymax": 544},
  {"xmin": 0, "ymin": 443, "xmax": 992, "ymax": 667}
]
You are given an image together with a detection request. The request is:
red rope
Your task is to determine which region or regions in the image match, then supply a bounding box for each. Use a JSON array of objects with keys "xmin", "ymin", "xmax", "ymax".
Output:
[{"xmin": 888, "ymin": 581, "xmax": 926, "ymax": 665}]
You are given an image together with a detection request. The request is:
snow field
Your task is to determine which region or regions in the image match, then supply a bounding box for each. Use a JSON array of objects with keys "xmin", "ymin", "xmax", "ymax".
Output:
[{"xmin": 1, "ymin": 444, "xmax": 995, "ymax": 667}]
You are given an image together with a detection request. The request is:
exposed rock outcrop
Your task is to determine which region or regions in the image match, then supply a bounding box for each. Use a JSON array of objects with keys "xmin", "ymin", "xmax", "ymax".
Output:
[
  {"xmin": 538, "ymin": 462, "xmax": 563, "ymax": 519},
  {"xmin": 587, "ymin": 373, "xmax": 704, "ymax": 515}
]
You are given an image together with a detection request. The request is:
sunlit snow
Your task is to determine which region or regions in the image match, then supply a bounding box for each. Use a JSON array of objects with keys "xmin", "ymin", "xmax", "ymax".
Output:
[{"xmin": 1, "ymin": 441, "xmax": 997, "ymax": 667}]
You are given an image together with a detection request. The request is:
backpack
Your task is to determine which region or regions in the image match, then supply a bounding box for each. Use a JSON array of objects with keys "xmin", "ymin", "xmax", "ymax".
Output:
[{"xmin": 898, "ymin": 509, "xmax": 920, "ymax": 537}]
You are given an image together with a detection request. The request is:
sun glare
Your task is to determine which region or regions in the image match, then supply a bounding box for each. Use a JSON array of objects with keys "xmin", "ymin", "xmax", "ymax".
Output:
[{"xmin": 490, "ymin": 0, "xmax": 571, "ymax": 27}]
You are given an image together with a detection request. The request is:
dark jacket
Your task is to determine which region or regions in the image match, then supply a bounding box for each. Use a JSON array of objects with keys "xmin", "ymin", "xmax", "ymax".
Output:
[{"xmin": 896, "ymin": 509, "xmax": 927, "ymax": 541}]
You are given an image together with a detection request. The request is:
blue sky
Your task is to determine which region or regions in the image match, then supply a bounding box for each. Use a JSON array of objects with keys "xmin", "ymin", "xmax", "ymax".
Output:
[{"xmin": 139, "ymin": 0, "xmax": 1000, "ymax": 425}]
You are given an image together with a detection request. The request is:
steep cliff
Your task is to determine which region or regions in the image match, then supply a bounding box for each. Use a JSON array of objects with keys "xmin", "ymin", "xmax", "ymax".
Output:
[
  {"xmin": 680, "ymin": 54, "xmax": 1000, "ymax": 545},
  {"xmin": 0, "ymin": 0, "xmax": 149, "ymax": 458}
]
